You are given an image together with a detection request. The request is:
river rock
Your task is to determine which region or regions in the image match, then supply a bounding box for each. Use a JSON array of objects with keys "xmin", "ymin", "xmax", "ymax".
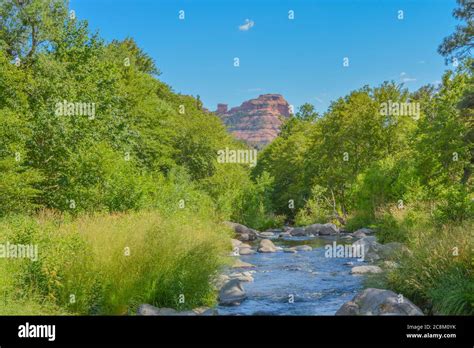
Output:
[
  {"xmin": 283, "ymin": 248, "xmax": 298, "ymax": 253},
  {"xmin": 232, "ymin": 259, "xmax": 255, "ymax": 268},
  {"xmin": 231, "ymin": 239, "xmax": 242, "ymax": 249},
  {"xmin": 192, "ymin": 307, "xmax": 218, "ymax": 316},
  {"xmin": 259, "ymin": 231, "xmax": 276, "ymax": 238},
  {"xmin": 351, "ymin": 230, "xmax": 367, "ymax": 238},
  {"xmin": 137, "ymin": 305, "xmax": 195, "ymax": 316},
  {"xmin": 258, "ymin": 239, "xmax": 278, "ymax": 253},
  {"xmin": 224, "ymin": 221, "xmax": 258, "ymax": 241},
  {"xmin": 289, "ymin": 227, "xmax": 307, "ymax": 236},
  {"xmin": 352, "ymin": 236, "xmax": 381, "ymax": 261},
  {"xmin": 229, "ymin": 271, "xmax": 254, "ymax": 282},
  {"xmin": 218, "ymin": 279, "xmax": 247, "ymax": 306},
  {"xmin": 306, "ymin": 223, "xmax": 340, "ymax": 235},
  {"xmin": 294, "ymin": 245, "xmax": 312, "ymax": 252},
  {"xmin": 279, "ymin": 232, "xmax": 292, "ymax": 238},
  {"xmin": 335, "ymin": 288, "xmax": 424, "ymax": 315},
  {"xmin": 213, "ymin": 274, "xmax": 231, "ymax": 289},
  {"xmin": 238, "ymin": 247, "xmax": 256, "ymax": 255},
  {"xmin": 350, "ymin": 265, "xmax": 383, "ymax": 274}
]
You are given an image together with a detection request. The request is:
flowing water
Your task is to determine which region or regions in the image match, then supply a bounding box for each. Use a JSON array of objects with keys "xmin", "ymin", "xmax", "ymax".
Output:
[{"xmin": 217, "ymin": 235, "xmax": 364, "ymax": 315}]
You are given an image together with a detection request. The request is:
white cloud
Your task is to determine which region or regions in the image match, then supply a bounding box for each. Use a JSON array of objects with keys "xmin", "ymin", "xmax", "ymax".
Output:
[
  {"xmin": 239, "ymin": 19, "xmax": 255, "ymax": 31},
  {"xmin": 400, "ymin": 72, "xmax": 416, "ymax": 83}
]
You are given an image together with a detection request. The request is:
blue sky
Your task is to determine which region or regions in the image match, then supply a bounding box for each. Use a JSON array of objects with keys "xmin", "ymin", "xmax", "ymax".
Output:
[{"xmin": 70, "ymin": 0, "xmax": 459, "ymax": 113}]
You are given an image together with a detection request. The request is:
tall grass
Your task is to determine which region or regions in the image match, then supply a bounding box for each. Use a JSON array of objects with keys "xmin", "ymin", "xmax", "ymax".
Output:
[
  {"xmin": 364, "ymin": 206, "xmax": 473, "ymax": 315},
  {"xmin": 0, "ymin": 209, "xmax": 230, "ymax": 315}
]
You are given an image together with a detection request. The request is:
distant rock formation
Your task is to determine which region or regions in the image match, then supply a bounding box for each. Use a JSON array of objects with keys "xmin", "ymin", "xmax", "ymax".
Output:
[{"xmin": 215, "ymin": 94, "xmax": 291, "ymax": 147}]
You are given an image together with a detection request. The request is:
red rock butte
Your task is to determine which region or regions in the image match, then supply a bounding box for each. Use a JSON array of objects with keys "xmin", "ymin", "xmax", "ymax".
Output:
[{"xmin": 215, "ymin": 94, "xmax": 291, "ymax": 147}]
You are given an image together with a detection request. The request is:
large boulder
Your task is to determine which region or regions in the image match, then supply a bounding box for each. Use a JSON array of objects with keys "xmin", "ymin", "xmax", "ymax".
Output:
[
  {"xmin": 288, "ymin": 227, "xmax": 307, "ymax": 236},
  {"xmin": 218, "ymin": 279, "xmax": 247, "ymax": 306},
  {"xmin": 335, "ymin": 288, "xmax": 424, "ymax": 315},
  {"xmin": 257, "ymin": 239, "xmax": 278, "ymax": 253},
  {"xmin": 352, "ymin": 236, "xmax": 381, "ymax": 262},
  {"xmin": 306, "ymin": 223, "xmax": 340, "ymax": 236},
  {"xmin": 224, "ymin": 221, "xmax": 258, "ymax": 241},
  {"xmin": 352, "ymin": 237, "xmax": 409, "ymax": 262}
]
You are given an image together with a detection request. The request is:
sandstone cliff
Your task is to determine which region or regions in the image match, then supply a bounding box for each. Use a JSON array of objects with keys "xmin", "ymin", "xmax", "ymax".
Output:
[{"xmin": 215, "ymin": 94, "xmax": 291, "ymax": 147}]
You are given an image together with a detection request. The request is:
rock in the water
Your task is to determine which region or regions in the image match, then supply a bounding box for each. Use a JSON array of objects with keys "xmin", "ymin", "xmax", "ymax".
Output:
[
  {"xmin": 238, "ymin": 247, "xmax": 256, "ymax": 255},
  {"xmin": 136, "ymin": 305, "xmax": 194, "ymax": 316},
  {"xmin": 229, "ymin": 271, "xmax": 254, "ymax": 282},
  {"xmin": 289, "ymin": 227, "xmax": 307, "ymax": 236},
  {"xmin": 257, "ymin": 239, "xmax": 278, "ymax": 253},
  {"xmin": 259, "ymin": 231, "xmax": 276, "ymax": 238},
  {"xmin": 352, "ymin": 236, "xmax": 381, "ymax": 261},
  {"xmin": 352, "ymin": 230, "xmax": 367, "ymax": 238},
  {"xmin": 213, "ymin": 274, "xmax": 231, "ymax": 289},
  {"xmin": 232, "ymin": 259, "xmax": 255, "ymax": 268},
  {"xmin": 192, "ymin": 307, "xmax": 218, "ymax": 316},
  {"xmin": 294, "ymin": 245, "xmax": 312, "ymax": 252},
  {"xmin": 306, "ymin": 223, "xmax": 340, "ymax": 235},
  {"xmin": 335, "ymin": 288, "xmax": 424, "ymax": 315},
  {"xmin": 224, "ymin": 221, "xmax": 258, "ymax": 241},
  {"xmin": 279, "ymin": 232, "xmax": 292, "ymax": 238},
  {"xmin": 218, "ymin": 279, "xmax": 247, "ymax": 306},
  {"xmin": 351, "ymin": 265, "xmax": 383, "ymax": 274},
  {"xmin": 283, "ymin": 248, "xmax": 298, "ymax": 253},
  {"xmin": 231, "ymin": 238, "xmax": 242, "ymax": 249}
]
